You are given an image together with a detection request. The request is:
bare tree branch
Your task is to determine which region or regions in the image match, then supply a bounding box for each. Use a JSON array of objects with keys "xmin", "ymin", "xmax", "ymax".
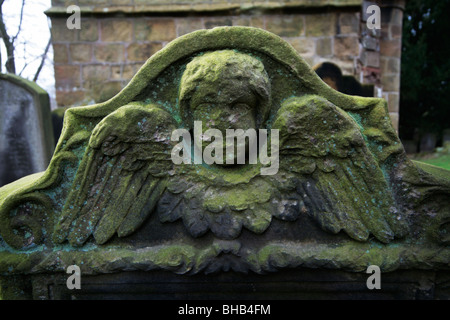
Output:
[
  {"xmin": 33, "ymin": 36, "xmax": 51, "ymax": 82},
  {"xmin": 18, "ymin": 53, "xmax": 40, "ymax": 76},
  {"xmin": 0, "ymin": 0, "xmax": 16, "ymax": 73},
  {"xmin": 1, "ymin": 0, "xmax": 51, "ymax": 81},
  {"xmin": 0, "ymin": 3, "xmax": 2, "ymax": 73},
  {"xmin": 0, "ymin": 37, "xmax": 2, "ymax": 73},
  {"xmin": 12, "ymin": 0, "xmax": 25, "ymax": 42}
]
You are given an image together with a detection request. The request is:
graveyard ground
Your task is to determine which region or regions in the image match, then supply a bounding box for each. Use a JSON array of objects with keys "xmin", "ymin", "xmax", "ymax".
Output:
[{"xmin": 409, "ymin": 143, "xmax": 450, "ymax": 171}]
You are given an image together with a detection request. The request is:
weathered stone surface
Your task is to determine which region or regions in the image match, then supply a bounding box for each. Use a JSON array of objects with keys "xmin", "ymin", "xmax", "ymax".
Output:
[
  {"xmin": 50, "ymin": 7, "xmax": 388, "ymax": 121},
  {"xmin": 315, "ymin": 38, "xmax": 333, "ymax": 57},
  {"xmin": 100, "ymin": 20, "xmax": 133, "ymax": 42},
  {"xmin": 0, "ymin": 27, "xmax": 448, "ymax": 299},
  {"xmin": 70, "ymin": 44, "xmax": 93, "ymax": 63},
  {"xmin": 381, "ymin": 73, "xmax": 400, "ymax": 91},
  {"xmin": 126, "ymin": 43, "xmax": 163, "ymax": 62},
  {"xmin": 79, "ymin": 19, "xmax": 99, "ymax": 42},
  {"xmin": 25, "ymin": 269, "xmax": 450, "ymax": 300},
  {"xmin": 52, "ymin": 44, "xmax": 69, "ymax": 64},
  {"xmin": 265, "ymin": 15, "xmax": 304, "ymax": 37},
  {"xmin": 47, "ymin": 0, "xmax": 365, "ymax": 14},
  {"xmin": 82, "ymin": 65, "xmax": 110, "ymax": 88},
  {"xmin": 305, "ymin": 13, "xmax": 336, "ymax": 36},
  {"xmin": 232, "ymin": 16, "xmax": 264, "ymax": 29},
  {"xmin": 134, "ymin": 19, "xmax": 177, "ymax": 42},
  {"xmin": 204, "ymin": 18, "xmax": 233, "ymax": 29},
  {"xmin": 380, "ymin": 39, "xmax": 402, "ymax": 57},
  {"xmin": 55, "ymin": 89, "xmax": 85, "ymax": 107},
  {"xmin": 360, "ymin": 50, "xmax": 380, "ymax": 68},
  {"xmin": 338, "ymin": 12, "xmax": 360, "ymax": 34},
  {"xmin": 50, "ymin": 19, "xmax": 77, "ymax": 42},
  {"xmin": 176, "ymin": 18, "xmax": 204, "ymax": 36},
  {"xmin": 361, "ymin": 35, "xmax": 378, "ymax": 50},
  {"xmin": 387, "ymin": 92, "xmax": 399, "ymax": 113},
  {"xmin": 334, "ymin": 36, "xmax": 360, "ymax": 58},
  {"xmin": 54, "ymin": 65, "xmax": 81, "ymax": 89},
  {"xmin": 94, "ymin": 44, "xmax": 124, "ymax": 63}
]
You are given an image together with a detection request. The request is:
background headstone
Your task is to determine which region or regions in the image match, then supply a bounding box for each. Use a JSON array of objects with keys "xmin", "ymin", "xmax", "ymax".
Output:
[
  {"xmin": 51, "ymin": 107, "xmax": 68, "ymax": 146},
  {"xmin": 0, "ymin": 73, "xmax": 54, "ymax": 187},
  {"xmin": 420, "ymin": 132, "xmax": 437, "ymax": 153},
  {"xmin": 443, "ymin": 129, "xmax": 450, "ymax": 144}
]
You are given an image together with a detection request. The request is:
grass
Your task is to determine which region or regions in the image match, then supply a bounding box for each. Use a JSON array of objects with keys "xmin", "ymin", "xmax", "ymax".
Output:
[
  {"xmin": 408, "ymin": 142, "xmax": 450, "ymax": 171},
  {"xmin": 417, "ymin": 153, "xmax": 450, "ymax": 170}
]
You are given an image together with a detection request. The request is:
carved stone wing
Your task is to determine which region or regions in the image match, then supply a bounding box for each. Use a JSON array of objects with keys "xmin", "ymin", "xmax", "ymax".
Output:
[
  {"xmin": 53, "ymin": 103, "xmax": 176, "ymax": 246},
  {"xmin": 272, "ymin": 95, "xmax": 408, "ymax": 243}
]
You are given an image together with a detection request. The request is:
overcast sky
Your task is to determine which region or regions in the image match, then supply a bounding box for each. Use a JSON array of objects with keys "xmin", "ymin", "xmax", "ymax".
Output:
[{"xmin": 1, "ymin": 0, "xmax": 55, "ymax": 107}]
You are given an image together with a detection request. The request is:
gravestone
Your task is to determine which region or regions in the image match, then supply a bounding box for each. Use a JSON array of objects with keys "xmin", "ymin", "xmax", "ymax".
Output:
[
  {"xmin": 443, "ymin": 129, "xmax": 450, "ymax": 144},
  {"xmin": 0, "ymin": 27, "xmax": 449, "ymax": 300},
  {"xmin": 0, "ymin": 73, "xmax": 54, "ymax": 187},
  {"xmin": 420, "ymin": 133, "xmax": 437, "ymax": 152}
]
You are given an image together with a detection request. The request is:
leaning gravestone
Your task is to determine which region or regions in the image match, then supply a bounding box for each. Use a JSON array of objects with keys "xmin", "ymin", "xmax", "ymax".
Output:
[
  {"xmin": 0, "ymin": 27, "xmax": 449, "ymax": 300},
  {"xmin": 0, "ymin": 73, "xmax": 54, "ymax": 187}
]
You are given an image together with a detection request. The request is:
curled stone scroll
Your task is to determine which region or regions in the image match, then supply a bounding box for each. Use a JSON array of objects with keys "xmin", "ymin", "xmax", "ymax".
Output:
[{"xmin": 0, "ymin": 27, "xmax": 449, "ymax": 284}]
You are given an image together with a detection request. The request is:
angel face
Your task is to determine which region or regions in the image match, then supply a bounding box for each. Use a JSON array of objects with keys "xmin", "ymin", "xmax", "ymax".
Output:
[
  {"xmin": 189, "ymin": 76, "xmax": 258, "ymax": 132},
  {"xmin": 179, "ymin": 50, "xmax": 271, "ymax": 164}
]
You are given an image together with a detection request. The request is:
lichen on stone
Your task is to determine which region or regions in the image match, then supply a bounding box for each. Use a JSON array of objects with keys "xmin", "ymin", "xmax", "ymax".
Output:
[{"xmin": 0, "ymin": 27, "xmax": 448, "ymax": 278}]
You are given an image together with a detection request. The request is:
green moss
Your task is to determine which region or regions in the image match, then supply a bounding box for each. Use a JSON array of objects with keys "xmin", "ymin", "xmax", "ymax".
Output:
[
  {"xmin": 0, "ymin": 240, "xmax": 448, "ymax": 277},
  {"xmin": 203, "ymin": 178, "xmax": 272, "ymax": 212},
  {"xmin": 51, "ymin": 106, "xmax": 69, "ymax": 118},
  {"xmin": 0, "ymin": 27, "xmax": 448, "ymax": 280},
  {"xmin": 414, "ymin": 160, "xmax": 450, "ymax": 177}
]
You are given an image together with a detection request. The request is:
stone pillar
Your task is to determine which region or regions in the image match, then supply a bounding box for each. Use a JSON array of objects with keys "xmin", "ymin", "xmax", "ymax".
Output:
[{"xmin": 359, "ymin": 0, "xmax": 404, "ymax": 131}]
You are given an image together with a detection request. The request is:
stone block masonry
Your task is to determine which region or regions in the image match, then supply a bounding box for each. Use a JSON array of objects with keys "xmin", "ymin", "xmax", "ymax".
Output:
[
  {"xmin": 51, "ymin": 13, "xmax": 360, "ymax": 105},
  {"xmin": 358, "ymin": 0, "xmax": 405, "ymax": 131},
  {"xmin": 47, "ymin": 0, "xmax": 404, "ymax": 130}
]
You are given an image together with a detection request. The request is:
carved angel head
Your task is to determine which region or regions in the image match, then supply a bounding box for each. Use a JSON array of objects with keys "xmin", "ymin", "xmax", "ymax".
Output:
[{"xmin": 178, "ymin": 50, "xmax": 272, "ymax": 132}]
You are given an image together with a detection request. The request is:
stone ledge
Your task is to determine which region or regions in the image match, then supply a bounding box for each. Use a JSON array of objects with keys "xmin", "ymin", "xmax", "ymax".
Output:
[
  {"xmin": 1, "ymin": 241, "xmax": 449, "ymax": 276},
  {"xmin": 46, "ymin": 1, "xmax": 363, "ymax": 17},
  {"xmin": 4, "ymin": 268, "xmax": 447, "ymax": 299}
]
